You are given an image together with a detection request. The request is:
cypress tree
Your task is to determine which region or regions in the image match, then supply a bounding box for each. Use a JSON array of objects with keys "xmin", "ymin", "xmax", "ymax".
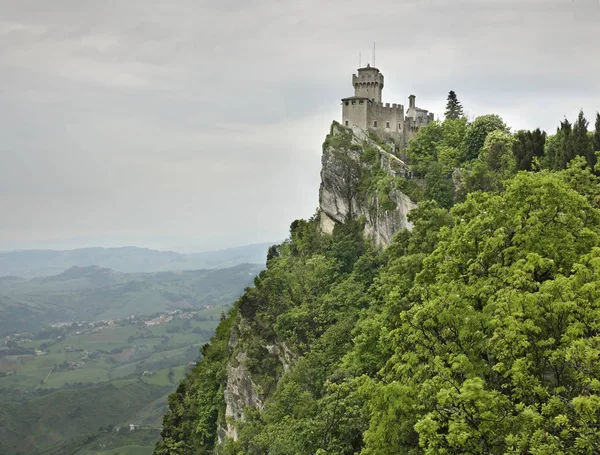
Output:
[
  {"xmin": 444, "ymin": 90, "xmax": 464, "ymax": 120},
  {"xmin": 594, "ymin": 112, "xmax": 600, "ymax": 152},
  {"xmin": 558, "ymin": 118, "xmax": 575, "ymax": 169},
  {"xmin": 573, "ymin": 110, "xmax": 594, "ymax": 168},
  {"xmin": 513, "ymin": 130, "xmax": 532, "ymax": 171},
  {"xmin": 513, "ymin": 128, "xmax": 546, "ymax": 171}
]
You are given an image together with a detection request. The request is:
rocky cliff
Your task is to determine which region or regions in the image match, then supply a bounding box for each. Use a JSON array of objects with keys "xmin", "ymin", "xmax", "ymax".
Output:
[
  {"xmin": 219, "ymin": 319, "xmax": 294, "ymax": 443},
  {"xmin": 319, "ymin": 122, "xmax": 417, "ymax": 247}
]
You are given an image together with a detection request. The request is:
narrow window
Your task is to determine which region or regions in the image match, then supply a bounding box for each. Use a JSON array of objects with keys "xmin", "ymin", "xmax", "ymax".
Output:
[
  {"xmin": 373, "ymin": 121, "xmax": 378, "ymax": 127},
  {"xmin": 399, "ymin": 123, "xmax": 402, "ymax": 130},
  {"xmin": 345, "ymin": 120, "xmax": 349, "ymax": 126},
  {"xmin": 386, "ymin": 121, "xmax": 390, "ymax": 128}
]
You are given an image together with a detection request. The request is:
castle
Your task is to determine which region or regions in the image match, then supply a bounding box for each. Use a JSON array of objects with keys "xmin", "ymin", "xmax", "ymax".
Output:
[{"xmin": 341, "ymin": 64, "xmax": 434, "ymax": 148}]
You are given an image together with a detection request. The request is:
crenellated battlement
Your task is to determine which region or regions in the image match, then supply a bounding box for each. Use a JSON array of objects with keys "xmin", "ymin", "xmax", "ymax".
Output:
[{"xmin": 374, "ymin": 102, "xmax": 404, "ymax": 111}]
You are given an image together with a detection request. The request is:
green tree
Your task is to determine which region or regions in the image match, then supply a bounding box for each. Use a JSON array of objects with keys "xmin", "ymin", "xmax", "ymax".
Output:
[
  {"xmin": 438, "ymin": 117, "xmax": 468, "ymax": 173},
  {"xmin": 547, "ymin": 118, "xmax": 576, "ymax": 170},
  {"xmin": 444, "ymin": 90, "xmax": 464, "ymax": 120},
  {"xmin": 463, "ymin": 130, "xmax": 515, "ymax": 194},
  {"xmin": 573, "ymin": 109, "xmax": 595, "ymax": 168},
  {"xmin": 405, "ymin": 120, "xmax": 444, "ymax": 176},
  {"xmin": 424, "ymin": 162, "xmax": 454, "ymax": 209},
  {"xmin": 462, "ymin": 114, "xmax": 507, "ymax": 162},
  {"xmin": 406, "ymin": 117, "xmax": 468, "ymax": 176},
  {"xmin": 513, "ymin": 128, "xmax": 546, "ymax": 171},
  {"xmin": 362, "ymin": 170, "xmax": 600, "ymax": 454},
  {"xmin": 594, "ymin": 112, "xmax": 600, "ymax": 153}
]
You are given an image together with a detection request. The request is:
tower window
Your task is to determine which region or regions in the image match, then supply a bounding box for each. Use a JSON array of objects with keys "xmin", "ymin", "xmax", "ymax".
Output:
[
  {"xmin": 352, "ymin": 100, "xmax": 356, "ymax": 105},
  {"xmin": 399, "ymin": 123, "xmax": 402, "ymax": 130},
  {"xmin": 386, "ymin": 121, "xmax": 390, "ymax": 128},
  {"xmin": 344, "ymin": 101, "xmax": 349, "ymax": 106},
  {"xmin": 359, "ymin": 100, "xmax": 364, "ymax": 104},
  {"xmin": 373, "ymin": 121, "xmax": 378, "ymax": 127},
  {"xmin": 345, "ymin": 120, "xmax": 349, "ymax": 126}
]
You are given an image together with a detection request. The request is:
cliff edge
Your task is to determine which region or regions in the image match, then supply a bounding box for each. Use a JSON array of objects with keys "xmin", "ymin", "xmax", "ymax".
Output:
[{"xmin": 319, "ymin": 122, "xmax": 417, "ymax": 247}]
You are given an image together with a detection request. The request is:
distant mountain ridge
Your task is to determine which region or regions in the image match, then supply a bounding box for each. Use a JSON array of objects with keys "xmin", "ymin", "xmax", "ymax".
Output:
[
  {"xmin": 0, "ymin": 243, "xmax": 275, "ymax": 279},
  {"xmin": 0, "ymin": 263, "xmax": 263, "ymax": 336}
]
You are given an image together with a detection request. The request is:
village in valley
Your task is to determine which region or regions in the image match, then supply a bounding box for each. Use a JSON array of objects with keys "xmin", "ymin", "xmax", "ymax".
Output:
[{"xmin": 0, "ymin": 304, "xmax": 222, "ymax": 437}]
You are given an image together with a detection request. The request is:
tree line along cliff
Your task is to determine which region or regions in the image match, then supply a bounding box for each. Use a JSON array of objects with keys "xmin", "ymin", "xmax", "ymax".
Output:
[{"xmin": 154, "ymin": 94, "xmax": 600, "ymax": 455}]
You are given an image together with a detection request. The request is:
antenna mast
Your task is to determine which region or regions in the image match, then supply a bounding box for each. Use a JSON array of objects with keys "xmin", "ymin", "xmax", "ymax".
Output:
[{"xmin": 373, "ymin": 42, "xmax": 376, "ymax": 67}]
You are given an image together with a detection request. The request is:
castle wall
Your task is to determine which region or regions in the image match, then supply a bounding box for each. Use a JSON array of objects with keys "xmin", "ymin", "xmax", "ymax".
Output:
[
  {"xmin": 342, "ymin": 100, "xmax": 369, "ymax": 130},
  {"xmin": 367, "ymin": 102, "xmax": 404, "ymax": 143},
  {"xmin": 403, "ymin": 113, "xmax": 433, "ymax": 147}
]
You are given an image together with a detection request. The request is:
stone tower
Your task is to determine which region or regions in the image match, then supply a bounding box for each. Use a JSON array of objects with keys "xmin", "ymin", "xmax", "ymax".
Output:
[{"xmin": 352, "ymin": 64, "xmax": 384, "ymax": 103}]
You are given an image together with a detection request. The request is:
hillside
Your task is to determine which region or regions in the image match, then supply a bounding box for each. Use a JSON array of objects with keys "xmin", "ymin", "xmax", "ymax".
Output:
[
  {"xmin": 154, "ymin": 112, "xmax": 600, "ymax": 454},
  {"xmin": 0, "ymin": 261, "xmax": 264, "ymax": 454},
  {"xmin": 0, "ymin": 263, "xmax": 262, "ymax": 336},
  {"xmin": 0, "ymin": 380, "xmax": 168, "ymax": 454},
  {"xmin": 0, "ymin": 243, "xmax": 273, "ymax": 279}
]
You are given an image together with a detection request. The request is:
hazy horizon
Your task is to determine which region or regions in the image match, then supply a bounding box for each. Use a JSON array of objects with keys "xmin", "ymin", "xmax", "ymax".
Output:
[
  {"xmin": 0, "ymin": 239, "xmax": 279, "ymax": 255},
  {"xmin": 2, "ymin": 0, "xmax": 600, "ymax": 252}
]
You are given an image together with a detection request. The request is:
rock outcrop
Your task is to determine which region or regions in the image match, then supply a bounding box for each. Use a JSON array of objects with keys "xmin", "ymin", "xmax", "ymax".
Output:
[
  {"xmin": 221, "ymin": 350, "xmax": 263, "ymax": 441},
  {"xmin": 319, "ymin": 123, "xmax": 417, "ymax": 246},
  {"xmin": 218, "ymin": 317, "xmax": 295, "ymax": 443}
]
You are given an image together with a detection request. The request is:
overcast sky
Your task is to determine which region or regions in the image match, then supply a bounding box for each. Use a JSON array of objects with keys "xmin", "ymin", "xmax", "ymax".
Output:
[{"xmin": 1, "ymin": 0, "xmax": 599, "ymax": 252}]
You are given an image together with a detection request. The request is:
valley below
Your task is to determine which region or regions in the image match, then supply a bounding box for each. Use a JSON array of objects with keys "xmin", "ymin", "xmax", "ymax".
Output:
[{"xmin": 0, "ymin": 258, "xmax": 264, "ymax": 455}]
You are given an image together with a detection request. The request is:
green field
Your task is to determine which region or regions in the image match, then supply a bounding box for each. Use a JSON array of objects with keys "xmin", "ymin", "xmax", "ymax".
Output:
[
  {"xmin": 0, "ymin": 262, "xmax": 261, "ymax": 454},
  {"xmin": 0, "ymin": 312, "xmax": 218, "ymax": 394},
  {"xmin": 95, "ymin": 446, "xmax": 153, "ymax": 455},
  {"xmin": 27, "ymin": 429, "xmax": 161, "ymax": 455},
  {"xmin": 0, "ymin": 313, "xmax": 221, "ymax": 454}
]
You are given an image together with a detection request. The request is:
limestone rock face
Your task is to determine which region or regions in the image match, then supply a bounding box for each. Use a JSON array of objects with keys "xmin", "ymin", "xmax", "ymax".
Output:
[
  {"xmin": 221, "ymin": 350, "xmax": 263, "ymax": 442},
  {"xmin": 319, "ymin": 123, "xmax": 417, "ymax": 246},
  {"xmin": 218, "ymin": 319, "xmax": 294, "ymax": 443}
]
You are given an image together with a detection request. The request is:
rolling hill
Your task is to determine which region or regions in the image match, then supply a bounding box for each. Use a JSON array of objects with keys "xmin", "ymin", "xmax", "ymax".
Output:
[{"xmin": 0, "ymin": 243, "xmax": 274, "ymax": 279}]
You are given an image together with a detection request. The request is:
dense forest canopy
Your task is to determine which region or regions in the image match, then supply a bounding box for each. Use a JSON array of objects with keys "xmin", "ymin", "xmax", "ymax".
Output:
[{"xmin": 155, "ymin": 94, "xmax": 600, "ymax": 455}]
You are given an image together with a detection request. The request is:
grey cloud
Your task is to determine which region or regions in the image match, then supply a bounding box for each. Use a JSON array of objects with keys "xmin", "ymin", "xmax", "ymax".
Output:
[{"xmin": 1, "ymin": 0, "xmax": 599, "ymax": 251}]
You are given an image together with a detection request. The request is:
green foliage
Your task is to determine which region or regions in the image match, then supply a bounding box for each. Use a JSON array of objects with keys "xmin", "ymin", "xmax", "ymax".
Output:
[
  {"xmin": 406, "ymin": 120, "xmax": 444, "ymax": 176},
  {"xmin": 156, "ymin": 114, "xmax": 600, "ymax": 455},
  {"xmin": 323, "ymin": 121, "xmax": 355, "ymax": 150},
  {"xmin": 444, "ymin": 90, "xmax": 464, "ymax": 120},
  {"xmin": 438, "ymin": 117, "xmax": 469, "ymax": 173},
  {"xmin": 513, "ymin": 128, "xmax": 546, "ymax": 171},
  {"xmin": 30, "ymin": 429, "xmax": 160, "ymax": 455},
  {"xmin": 463, "ymin": 114, "xmax": 508, "ymax": 162},
  {"xmin": 359, "ymin": 170, "xmax": 600, "ymax": 454},
  {"xmin": 546, "ymin": 118, "xmax": 576, "ymax": 170},
  {"xmin": 155, "ymin": 311, "xmax": 237, "ymax": 455},
  {"xmin": 423, "ymin": 162, "xmax": 454, "ymax": 209},
  {"xmin": 376, "ymin": 175, "xmax": 397, "ymax": 211},
  {"xmin": 573, "ymin": 109, "xmax": 595, "ymax": 169},
  {"xmin": 395, "ymin": 177, "xmax": 424, "ymax": 203},
  {"xmin": 462, "ymin": 129, "xmax": 516, "ymax": 195},
  {"xmin": 0, "ymin": 381, "xmax": 169, "ymax": 454},
  {"xmin": 594, "ymin": 112, "xmax": 600, "ymax": 153},
  {"xmin": 361, "ymin": 144, "xmax": 379, "ymax": 166},
  {"xmin": 406, "ymin": 117, "xmax": 468, "ymax": 177}
]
